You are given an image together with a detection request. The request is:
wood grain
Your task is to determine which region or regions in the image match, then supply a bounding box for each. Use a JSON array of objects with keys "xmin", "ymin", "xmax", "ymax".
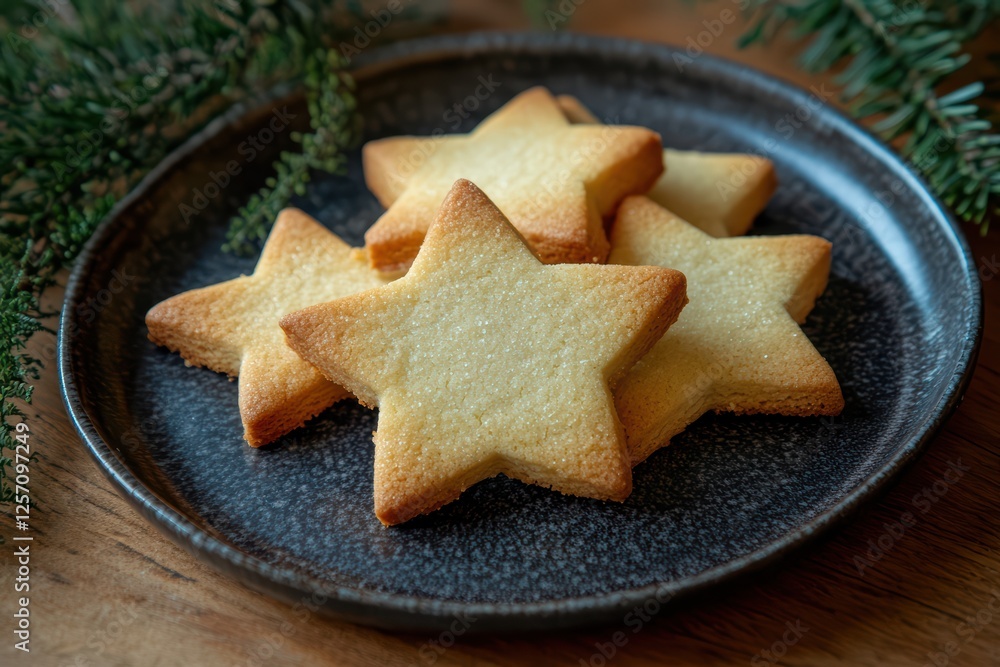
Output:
[{"xmin": 3, "ymin": 3, "xmax": 1000, "ymax": 665}]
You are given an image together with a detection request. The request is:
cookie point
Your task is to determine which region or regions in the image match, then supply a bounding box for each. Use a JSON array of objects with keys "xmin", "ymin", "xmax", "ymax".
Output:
[{"xmin": 449, "ymin": 178, "xmax": 482, "ymax": 197}]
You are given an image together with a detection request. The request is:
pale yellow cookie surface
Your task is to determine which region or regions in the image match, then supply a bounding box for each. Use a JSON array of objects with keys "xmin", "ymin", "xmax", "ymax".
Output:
[
  {"xmin": 609, "ymin": 196, "xmax": 843, "ymax": 465},
  {"xmin": 281, "ymin": 180, "xmax": 687, "ymax": 525},
  {"xmin": 362, "ymin": 87, "xmax": 664, "ymax": 271},
  {"xmin": 145, "ymin": 209, "xmax": 392, "ymax": 447},
  {"xmin": 556, "ymin": 94, "xmax": 777, "ymax": 237}
]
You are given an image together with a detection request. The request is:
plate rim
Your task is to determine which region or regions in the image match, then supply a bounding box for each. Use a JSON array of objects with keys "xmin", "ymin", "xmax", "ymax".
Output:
[{"xmin": 58, "ymin": 31, "xmax": 984, "ymax": 630}]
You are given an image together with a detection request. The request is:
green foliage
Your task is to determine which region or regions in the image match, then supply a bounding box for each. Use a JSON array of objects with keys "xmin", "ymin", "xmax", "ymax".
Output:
[
  {"xmin": 225, "ymin": 49, "xmax": 359, "ymax": 255},
  {"xmin": 0, "ymin": 0, "xmax": 360, "ymax": 505},
  {"xmin": 741, "ymin": 0, "xmax": 1000, "ymax": 231},
  {"xmin": 522, "ymin": 0, "xmax": 568, "ymax": 30}
]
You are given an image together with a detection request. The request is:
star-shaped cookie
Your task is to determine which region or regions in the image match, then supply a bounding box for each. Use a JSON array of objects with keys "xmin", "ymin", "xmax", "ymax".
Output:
[
  {"xmin": 609, "ymin": 196, "xmax": 843, "ymax": 465},
  {"xmin": 146, "ymin": 209, "xmax": 392, "ymax": 446},
  {"xmin": 362, "ymin": 87, "xmax": 663, "ymax": 272},
  {"xmin": 281, "ymin": 180, "xmax": 687, "ymax": 525},
  {"xmin": 557, "ymin": 95, "xmax": 777, "ymax": 237}
]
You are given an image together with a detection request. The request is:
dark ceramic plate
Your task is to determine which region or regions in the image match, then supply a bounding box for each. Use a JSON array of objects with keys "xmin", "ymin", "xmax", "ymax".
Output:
[{"xmin": 60, "ymin": 33, "xmax": 982, "ymax": 632}]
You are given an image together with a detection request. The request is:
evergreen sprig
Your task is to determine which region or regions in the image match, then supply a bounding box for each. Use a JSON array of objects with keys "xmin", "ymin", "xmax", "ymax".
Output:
[
  {"xmin": 741, "ymin": 0, "xmax": 1000, "ymax": 230},
  {"xmin": 224, "ymin": 49, "xmax": 359, "ymax": 255},
  {"xmin": 0, "ymin": 0, "xmax": 360, "ymax": 506}
]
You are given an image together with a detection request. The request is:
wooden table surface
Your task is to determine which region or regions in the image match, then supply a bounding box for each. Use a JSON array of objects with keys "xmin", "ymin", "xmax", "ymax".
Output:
[{"xmin": 4, "ymin": 3, "xmax": 1000, "ymax": 665}]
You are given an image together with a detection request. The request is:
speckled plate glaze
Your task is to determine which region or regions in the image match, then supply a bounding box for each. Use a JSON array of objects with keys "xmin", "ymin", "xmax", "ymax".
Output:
[{"xmin": 60, "ymin": 33, "xmax": 982, "ymax": 632}]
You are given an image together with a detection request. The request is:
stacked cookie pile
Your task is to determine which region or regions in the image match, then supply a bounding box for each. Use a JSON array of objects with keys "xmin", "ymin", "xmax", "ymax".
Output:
[{"xmin": 147, "ymin": 88, "xmax": 843, "ymax": 525}]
